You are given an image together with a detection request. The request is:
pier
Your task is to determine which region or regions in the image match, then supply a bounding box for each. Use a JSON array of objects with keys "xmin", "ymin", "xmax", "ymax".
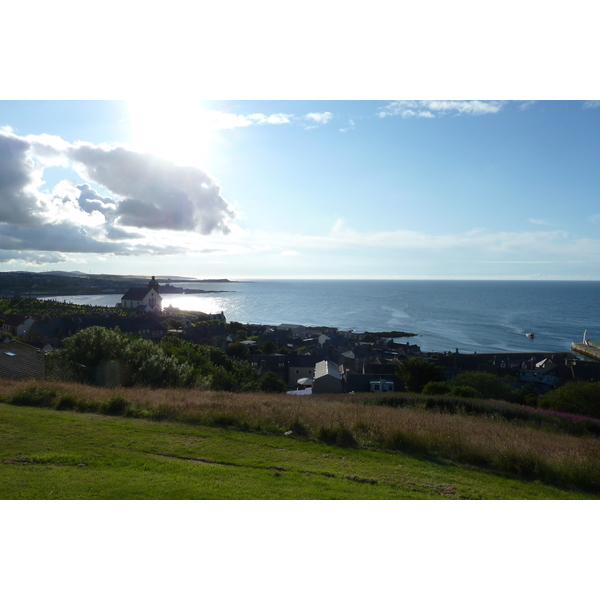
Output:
[{"xmin": 571, "ymin": 330, "xmax": 600, "ymax": 361}]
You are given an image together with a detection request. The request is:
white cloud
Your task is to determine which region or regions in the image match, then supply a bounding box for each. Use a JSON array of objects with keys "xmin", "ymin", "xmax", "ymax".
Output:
[
  {"xmin": 259, "ymin": 113, "xmax": 293, "ymax": 125},
  {"xmin": 583, "ymin": 101, "xmax": 600, "ymax": 109},
  {"xmin": 304, "ymin": 112, "xmax": 333, "ymax": 124},
  {"xmin": 204, "ymin": 111, "xmax": 256, "ymax": 129},
  {"xmin": 0, "ymin": 130, "xmax": 239, "ymax": 264},
  {"xmin": 340, "ymin": 119, "xmax": 355, "ymax": 132},
  {"xmin": 0, "ymin": 250, "xmax": 70, "ymax": 266},
  {"xmin": 199, "ymin": 111, "xmax": 294, "ymax": 129},
  {"xmin": 529, "ymin": 218, "xmax": 558, "ymax": 226},
  {"xmin": 378, "ymin": 100, "xmax": 506, "ymax": 118},
  {"xmin": 519, "ymin": 101, "xmax": 536, "ymax": 110},
  {"xmin": 199, "ymin": 110, "xmax": 335, "ymax": 130}
]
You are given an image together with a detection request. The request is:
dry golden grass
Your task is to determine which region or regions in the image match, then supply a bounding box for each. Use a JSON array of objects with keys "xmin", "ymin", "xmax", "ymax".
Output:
[{"xmin": 2, "ymin": 380, "xmax": 599, "ymax": 491}]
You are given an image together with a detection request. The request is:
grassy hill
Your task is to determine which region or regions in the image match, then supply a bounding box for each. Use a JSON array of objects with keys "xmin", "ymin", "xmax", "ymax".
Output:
[{"xmin": 1, "ymin": 380, "xmax": 598, "ymax": 499}]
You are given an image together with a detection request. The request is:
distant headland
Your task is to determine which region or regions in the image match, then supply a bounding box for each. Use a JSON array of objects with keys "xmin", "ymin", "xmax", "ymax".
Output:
[{"xmin": 0, "ymin": 271, "xmax": 238, "ymax": 297}]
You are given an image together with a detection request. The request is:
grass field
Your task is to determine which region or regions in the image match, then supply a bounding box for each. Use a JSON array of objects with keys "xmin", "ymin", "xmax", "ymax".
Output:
[{"xmin": 1, "ymin": 400, "xmax": 597, "ymax": 499}]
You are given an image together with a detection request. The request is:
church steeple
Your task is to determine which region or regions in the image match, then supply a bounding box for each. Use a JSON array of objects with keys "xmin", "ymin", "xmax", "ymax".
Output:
[{"xmin": 148, "ymin": 275, "xmax": 160, "ymax": 292}]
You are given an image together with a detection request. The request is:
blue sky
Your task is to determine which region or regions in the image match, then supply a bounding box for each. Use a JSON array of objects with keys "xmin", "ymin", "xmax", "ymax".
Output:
[{"xmin": 2, "ymin": 99, "xmax": 600, "ymax": 279}]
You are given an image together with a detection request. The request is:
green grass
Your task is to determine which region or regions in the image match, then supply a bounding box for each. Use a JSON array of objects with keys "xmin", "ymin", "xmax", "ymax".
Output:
[{"xmin": 0, "ymin": 403, "xmax": 595, "ymax": 499}]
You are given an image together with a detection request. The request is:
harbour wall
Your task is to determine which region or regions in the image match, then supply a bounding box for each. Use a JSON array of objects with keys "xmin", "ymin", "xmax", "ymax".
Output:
[{"xmin": 571, "ymin": 342, "xmax": 600, "ymax": 361}]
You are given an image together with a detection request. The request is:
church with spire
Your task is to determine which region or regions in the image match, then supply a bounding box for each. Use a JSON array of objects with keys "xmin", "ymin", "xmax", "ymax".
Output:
[{"xmin": 119, "ymin": 276, "xmax": 163, "ymax": 313}]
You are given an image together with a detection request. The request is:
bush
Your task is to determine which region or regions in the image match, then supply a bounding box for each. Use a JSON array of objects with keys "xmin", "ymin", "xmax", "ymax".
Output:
[
  {"xmin": 11, "ymin": 386, "xmax": 57, "ymax": 407},
  {"xmin": 449, "ymin": 385, "xmax": 483, "ymax": 399},
  {"xmin": 317, "ymin": 424, "xmax": 356, "ymax": 447},
  {"xmin": 102, "ymin": 395, "xmax": 129, "ymax": 416},
  {"xmin": 539, "ymin": 381, "xmax": 600, "ymax": 419},
  {"xmin": 55, "ymin": 393, "xmax": 78, "ymax": 411},
  {"xmin": 288, "ymin": 417, "xmax": 310, "ymax": 437},
  {"xmin": 75, "ymin": 398, "xmax": 102, "ymax": 413},
  {"xmin": 422, "ymin": 381, "xmax": 452, "ymax": 395},
  {"xmin": 449, "ymin": 372, "xmax": 515, "ymax": 401},
  {"xmin": 212, "ymin": 414, "xmax": 241, "ymax": 428}
]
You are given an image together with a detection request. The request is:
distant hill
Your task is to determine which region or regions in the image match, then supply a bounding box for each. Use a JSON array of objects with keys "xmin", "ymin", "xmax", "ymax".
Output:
[
  {"xmin": 0, "ymin": 271, "xmax": 234, "ymax": 298},
  {"xmin": 39, "ymin": 271, "xmax": 231, "ymax": 282},
  {"xmin": 40, "ymin": 271, "xmax": 89, "ymax": 276}
]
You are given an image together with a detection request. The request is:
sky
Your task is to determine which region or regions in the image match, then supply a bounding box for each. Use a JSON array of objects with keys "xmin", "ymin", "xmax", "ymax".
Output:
[
  {"xmin": 1, "ymin": 99, "xmax": 600, "ymax": 280},
  {"xmin": 1, "ymin": 2, "xmax": 599, "ymax": 281}
]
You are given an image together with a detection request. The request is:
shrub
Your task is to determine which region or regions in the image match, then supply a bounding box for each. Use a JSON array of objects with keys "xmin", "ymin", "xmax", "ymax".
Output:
[
  {"xmin": 422, "ymin": 381, "xmax": 452, "ymax": 395},
  {"xmin": 317, "ymin": 424, "xmax": 356, "ymax": 447},
  {"xmin": 102, "ymin": 395, "xmax": 129, "ymax": 416},
  {"xmin": 55, "ymin": 393, "xmax": 78, "ymax": 411},
  {"xmin": 449, "ymin": 372, "xmax": 515, "ymax": 401},
  {"xmin": 539, "ymin": 381, "xmax": 600, "ymax": 419},
  {"xmin": 211, "ymin": 414, "xmax": 241, "ymax": 428},
  {"xmin": 75, "ymin": 398, "xmax": 101, "ymax": 413},
  {"xmin": 450, "ymin": 385, "xmax": 483, "ymax": 399},
  {"xmin": 152, "ymin": 405, "xmax": 178, "ymax": 421},
  {"xmin": 288, "ymin": 417, "xmax": 310, "ymax": 437},
  {"xmin": 520, "ymin": 383, "xmax": 539, "ymax": 407},
  {"xmin": 11, "ymin": 386, "xmax": 57, "ymax": 407}
]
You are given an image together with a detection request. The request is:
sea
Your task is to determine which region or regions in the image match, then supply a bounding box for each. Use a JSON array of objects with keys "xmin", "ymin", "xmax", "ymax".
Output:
[{"xmin": 42, "ymin": 279, "xmax": 600, "ymax": 355}]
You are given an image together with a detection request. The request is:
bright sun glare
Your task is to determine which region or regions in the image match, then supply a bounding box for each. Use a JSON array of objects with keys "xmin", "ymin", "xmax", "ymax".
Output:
[{"xmin": 127, "ymin": 99, "xmax": 213, "ymax": 168}]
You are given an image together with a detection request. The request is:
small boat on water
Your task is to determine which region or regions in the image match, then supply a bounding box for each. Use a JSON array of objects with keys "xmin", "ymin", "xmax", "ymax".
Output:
[{"xmin": 525, "ymin": 332, "xmax": 534, "ymax": 339}]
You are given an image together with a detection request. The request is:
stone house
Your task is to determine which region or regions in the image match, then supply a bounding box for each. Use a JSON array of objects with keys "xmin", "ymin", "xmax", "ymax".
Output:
[
  {"xmin": 248, "ymin": 354, "xmax": 288, "ymax": 383},
  {"xmin": 288, "ymin": 355, "xmax": 318, "ymax": 387}
]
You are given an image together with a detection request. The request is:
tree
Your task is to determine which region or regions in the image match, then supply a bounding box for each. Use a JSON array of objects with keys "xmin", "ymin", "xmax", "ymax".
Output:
[
  {"xmin": 396, "ymin": 358, "xmax": 446, "ymax": 393},
  {"xmin": 209, "ymin": 361, "xmax": 260, "ymax": 392},
  {"xmin": 260, "ymin": 340, "xmax": 277, "ymax": 355},
  {"xmin": 226, "ymin": 341, "xmax": 249, "ymax": 359},
  {"xmin": 164, "ymin": 318, "xmax": 183, "ymax": 330},
  {"xmin": 50, "ymin": 326, "xmax": 194, "ymax": 388},
  {"xmin": 120, "ymin": 336, "xmax": 195, "ymax": 388},
  {"xmin": 260, "ymin": 371, "xmax": 286, "ymax": 393},
  {"xmin": 49, "ymin": 326, "xmax": 126, "ymax": 384},
  {"xmin": 449, "ymin": 372, "xmax": 515, "ymax": 401}
]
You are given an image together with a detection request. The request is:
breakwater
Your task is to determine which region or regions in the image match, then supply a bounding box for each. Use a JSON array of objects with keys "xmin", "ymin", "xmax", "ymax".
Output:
[{"xmin": 571, "ymin": 341, "xmax": 600, "ymax": 361}]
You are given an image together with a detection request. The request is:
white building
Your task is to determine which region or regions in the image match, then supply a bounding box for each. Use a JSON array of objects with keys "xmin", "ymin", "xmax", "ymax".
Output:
[{"xmin": 120, "ymin": 276, "xmax": 162, "ymax": 313}]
